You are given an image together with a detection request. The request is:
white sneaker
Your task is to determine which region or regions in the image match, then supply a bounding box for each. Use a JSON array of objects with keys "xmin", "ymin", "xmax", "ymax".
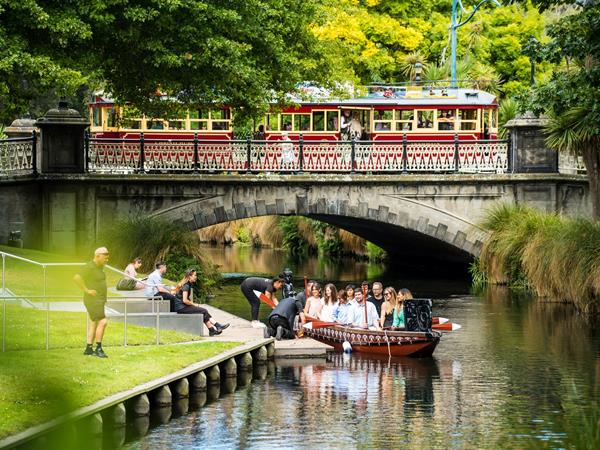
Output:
[{"xmin": 251, "ymin": 320, "xmax": 266, "ymax": 328}]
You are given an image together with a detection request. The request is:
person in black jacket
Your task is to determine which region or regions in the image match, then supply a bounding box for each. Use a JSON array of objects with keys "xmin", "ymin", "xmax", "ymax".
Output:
[
  {"xmin": 267, "ymin": 293, "xmax": 307, "ymax": 340},
  {"xmin": 240, "ymin": 276, "xmax": 285, "ymax": 328}
]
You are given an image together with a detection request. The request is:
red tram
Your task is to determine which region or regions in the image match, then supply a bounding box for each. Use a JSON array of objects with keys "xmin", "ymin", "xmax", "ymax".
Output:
[{"xmin": 89, "ymin": 85, "xmax": 498, "ymax": 142}]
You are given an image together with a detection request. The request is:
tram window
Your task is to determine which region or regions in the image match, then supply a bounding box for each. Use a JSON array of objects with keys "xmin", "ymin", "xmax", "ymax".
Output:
[
  {"xmin": 92, "ymin": 108, "xmax": 101, "ymax": 127},
  {"xmin": 294, "ymin": 114, "xmax": 310, "ymax": 132},
  {"xmin": 122, "ymin": 119, "xmax": 142, "ymax": 129},
  {"xmin": 281, "ymin": 114, "xmax": 293, "ymax": 131},
  {"xmin": 491, "ymin": 109, "xmax": 498, "ymax": 129},
  {"xmin": 374, "ymin": 110, "xmax": 392, "ymax": 131},
  {"xmin": 212, "ymin": 121, "xmax": 229, "ymax": 130},
  {"xmin": 437, "ymin": 109, "xmax": 456, "ymax": 131},
  {"xmin": 106, "ymin": 108, "xmax": 117, "ymax": 128},
  {"xmin": 267, "ymin": 114, "xmax": 279, "ymax": 131},
  {"xmin": 312, "ymin": 111, "xmax": 325, "ymax": 131},
  {"xmin": 168, "ymin": 120, "xmax": 185, "ymax": 130},
  {"xmin": 190, "ymin": 110, "xmax": 210, "ymax": 120},
  {"xmin": 394, "ymin": 110, "xmax": 413, "ymax": 131},
  {"xmin": 148, "ymin": 120, "xmax": 165, "ymax": 130},
  {"xmin": 417, "ymin": 110, "xmax": 433, "ymax": 129},
  {"xmin": 190, "ymin": 121, "xmax": 208, "ymax": 131},
  {"xmin": 326, "ymin": 111, "xmax": 339, "ymax": 131},
  {"xmin": 459, "ymin": 109, "xmax": 478, "ymax": 131},
  {"xmin": 211, "ymin": 109, "xmax": 231, "ymax": 120}
]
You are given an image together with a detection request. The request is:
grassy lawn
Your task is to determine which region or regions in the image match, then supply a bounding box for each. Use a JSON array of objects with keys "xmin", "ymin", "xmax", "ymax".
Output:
[
  {"xmin": 0, "ymin": 341, "xmax": 239, "ymax": 440},
  {"xmin": 0, "ymin": 304, "xmax": 204, "ymax": 350},
  {"xmin": 0, "ymin": 245, "xmax": 129, "ymax": 300}
]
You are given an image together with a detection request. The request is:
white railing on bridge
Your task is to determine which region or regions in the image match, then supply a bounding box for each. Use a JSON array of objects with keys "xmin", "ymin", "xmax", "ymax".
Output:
[
  {"xmin": 558, "ymin": 151, "xmax": 587, "ymax": 175},
  {"xmin": 0, "ymin": 135, "xmax": 36, "ymax": 176},
  {"xmin": 86, "ymin": 136, "xmax": 511, "ymax": 174}
]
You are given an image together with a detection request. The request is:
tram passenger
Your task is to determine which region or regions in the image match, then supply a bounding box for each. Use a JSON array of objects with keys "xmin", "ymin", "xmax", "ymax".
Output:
[
  {"xmin": 281, "ymin": 132, "xmax": 295, "ymax": 167},
  {"xmin": 173, "ymin": 269, "xmax": 229, "ymax": 337},
  {"xmin": 320, "ymin": 283, "xmax": 338, "ymax": 322},
  {"xmin": 380, "ymin": 287, "xmax": 397, "ymax": 328},
  {"xmin": 240, "ymin": 275, "xmax": 285, "ymax": 328},
  {"xmin": 254, "ymin": 124, "xmax": 266, "ymax": 140},
  {"xmin": 393, "ymin": 288, "xmax": 413, "ymax": 329},
  {"xmin": 349, "ymin": 290, "xmax": 380, "ymax": 330},
  {"xmin": 304, "ymin": 283, "xmax": 323, "ymax": 319},
  {"xmin": 333, "ymin": 289, "xmax": 351, "ymax": 323}
]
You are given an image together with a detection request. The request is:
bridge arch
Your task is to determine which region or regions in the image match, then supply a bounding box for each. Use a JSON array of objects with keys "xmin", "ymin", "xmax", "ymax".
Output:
[{"xmin": 150, "ymin": 184, "xmax": 488, "ymax": 265}]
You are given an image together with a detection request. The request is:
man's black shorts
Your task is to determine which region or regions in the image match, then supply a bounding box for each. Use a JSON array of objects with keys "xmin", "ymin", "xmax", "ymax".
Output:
[{"xmin": 84, "ymin": 298, "xmax": 106, "ymax": 321}]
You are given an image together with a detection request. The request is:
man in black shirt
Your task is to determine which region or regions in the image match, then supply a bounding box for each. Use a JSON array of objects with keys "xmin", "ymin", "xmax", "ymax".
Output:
[
  {"xmin": 240, "ymin": 276, "xmax": 284, "ymax": 328},
  {"xmin": 367, "ymin": 281, "xmax": 385, "ymax": 317},
  {"xmin": 74, "ymin": 247, "xmax": 110, "ymax": 358},
  {"xmin": 267, "ymin": 292, "xmax": 307, "ymax": 340}
]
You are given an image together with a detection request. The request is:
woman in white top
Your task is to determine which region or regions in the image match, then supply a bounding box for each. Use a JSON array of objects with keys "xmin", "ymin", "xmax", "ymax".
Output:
[
  {"xmin": 124, "ymin": 257, "xmax": 145, "ymax": 290},
  {"xmin": 303, "ymin": 283, "xmax": 323, "ymax": 319},
  {"xmin": 320, "ymin": 283, "xmax": 338, "ymax": 322}
]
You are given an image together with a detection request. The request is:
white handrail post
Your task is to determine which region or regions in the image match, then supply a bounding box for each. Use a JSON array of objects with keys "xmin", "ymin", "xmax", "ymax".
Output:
[
  {"xmin": 46, "ymin": 301, "xmax": 50, "ymax": 351},
  {"xmin": 2, "ymin": 299, "xmax": 6, "ymax": 352},
  {"xmin": 124, "ymin": 298, "xmax": 128, "ymax": 347},
  {"xmin": 2, "ymin": 253, "xmax": 5, "ymax": 296}
]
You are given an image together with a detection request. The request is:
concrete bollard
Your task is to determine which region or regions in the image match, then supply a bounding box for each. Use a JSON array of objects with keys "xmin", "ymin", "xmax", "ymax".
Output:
[
  {"xmin": 190, "ymin": 371, "xmax": 207, "ymax": 391},
  {"xmin": 237, "ymin": 352, "xmax": 253, "ymax": 370},
  {"xmin": 266, "ymin": 342, "xmax": 275, "ymax": 359},
  {"xmin": 152, "ymin": 386, "xmax": 172, "ymax": 407},
  {"xmin": 220, "ymin": 358, "xmax": 237, "ymax": 378},
  {"xmin": 172, "ymin": 378, "xmax": 190, "ymax": 399},
  {"xmin": 104, "ymin": 403, "xmax": 126, "ymax": 427},
  {"xmin": 129, "ymin": 394, "xmax": 150, "ymax": 417},
  {"xmin": 206, "ymin": 365, "xmax": 221, "ymax": 384},
  {"xmin": 253, "ymin": 346, "xmax": 268, "ymax": 364}
]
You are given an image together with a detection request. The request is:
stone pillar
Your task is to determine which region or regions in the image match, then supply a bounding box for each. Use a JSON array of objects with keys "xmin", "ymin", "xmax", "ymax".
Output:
[
  {"xmin": 220, "ymin": 358, "xmax": 237, "ymax": 378},
  {"xmin": 152, "ymin": 386, "xmax": 172, "ymax": 406},
  {"xmin": 129, "ymin": 394, "xmax": 150, "ymax": 417},
  {"xmin": 190, "ymin": 371, "xmax": 207, "ymax": 391},
  {"xmin": 35, "ymin": 101, "xmax": 89, "ymax": 173},
  {"xmin": 171, "ymin": 378, "xmax": 190, "ymax": 398},
  {"xmin": 504, "ymin": 112, "xmax": 556, "ymax": 173},
  {"xmin": 206, "ymin": 365, "xmax": 221, "ymax": 384}
]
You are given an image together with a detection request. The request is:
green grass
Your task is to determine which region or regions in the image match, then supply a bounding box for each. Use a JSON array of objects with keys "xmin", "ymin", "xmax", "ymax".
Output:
[
  {"xmin": 0, "ymin": 245, "xmax": 125, "ymax": 300},
  {"xmin": 0, "ymin": 341, "xmax": 239, "ymax": 439},
  {"xmin": 0, "ymin": 304, "xmax": 204, "ymax": 350}
]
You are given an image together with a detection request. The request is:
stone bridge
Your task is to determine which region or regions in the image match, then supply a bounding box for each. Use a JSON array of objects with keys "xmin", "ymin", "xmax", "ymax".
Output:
[{"xmin": 2, "ymin": 172, "xmax": 588, "ymax": 268}]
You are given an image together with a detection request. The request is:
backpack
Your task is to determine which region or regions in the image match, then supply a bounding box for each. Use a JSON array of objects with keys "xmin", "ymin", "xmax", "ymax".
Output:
[{"xmin": 116, "ymin": 278, "xmax": 137, "ymax": 290}]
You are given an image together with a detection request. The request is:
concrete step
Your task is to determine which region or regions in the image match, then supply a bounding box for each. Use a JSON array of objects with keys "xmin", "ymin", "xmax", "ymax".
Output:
[
  {"xmin": 107, "ymin": 300, "xmax": 170, "ymax": 314},
  {"xmin": 110, "ymin": 312, "xmax": 204, "ymax": 336}
]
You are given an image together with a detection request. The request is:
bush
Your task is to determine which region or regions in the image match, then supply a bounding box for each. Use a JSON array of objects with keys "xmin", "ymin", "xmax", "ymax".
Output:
[{"xmin": 366, "ymin": 241, "xmax": 387, "ymax": 262}]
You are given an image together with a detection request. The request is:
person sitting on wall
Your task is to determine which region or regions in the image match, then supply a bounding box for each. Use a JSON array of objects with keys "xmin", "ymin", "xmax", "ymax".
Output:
[
  {"xmin": 145, "ymin": 262, "xmax": 178, "ymax": 310},
  {"xmin": 173, "ymin": 268, "xmax": 229, "ymax": 336},
  {"xmin": 267, "ymin": 291, "xmax": 307, "ymax": 340},
  {"xmin": 122, "ymin": 257, "xmax": 145, "ymax": 290}
]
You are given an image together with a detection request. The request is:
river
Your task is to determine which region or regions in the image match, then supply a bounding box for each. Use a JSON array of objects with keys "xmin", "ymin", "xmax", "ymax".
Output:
[{"xmin": 124, "ymin": 246, "xmax": 600, "ymax": 449}]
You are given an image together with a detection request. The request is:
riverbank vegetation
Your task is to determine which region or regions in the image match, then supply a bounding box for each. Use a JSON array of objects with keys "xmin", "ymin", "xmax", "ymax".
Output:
[
  {"xmin": 473, "ymin": 204, "xmax": 600, "ymax": 314},
  {"xmin": 197, "ymin": 216, "xmax": 387, "ymax": 262},
  {"xmin": 0, "ymin": 341, "xmax": 238, "ymax": 440},
  {"xmin": 101, "ymin": 217, "xmax": 222, "ymax": 300}
]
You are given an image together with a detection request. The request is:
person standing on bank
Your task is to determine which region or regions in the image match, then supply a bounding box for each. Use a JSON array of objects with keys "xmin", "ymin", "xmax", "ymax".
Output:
[
  {"xmin": 74, "ymin": 247, "xmax": 110, "ymax": 358},
  {"xmin": 240, "ymin": 275, "xmax": 285, "ymax": 328},
  {"xmin": 174, "ymin": 269, "xmax": 229, "ymax": 336}
]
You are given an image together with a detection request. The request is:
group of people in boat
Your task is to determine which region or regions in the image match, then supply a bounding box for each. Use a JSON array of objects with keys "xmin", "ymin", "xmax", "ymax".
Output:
[{"xmin": 241, "ymin": 275, "xmax": 413, "ymax": 340}]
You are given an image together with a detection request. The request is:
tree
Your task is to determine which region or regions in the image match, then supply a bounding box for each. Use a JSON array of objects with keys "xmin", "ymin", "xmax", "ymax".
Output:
[
  {"xmin": 0, "ymin": 0, "xmax": 330, "ymax": 122},
  {"xmin": 527, "ymin": 4, "xmax": 600, "ymax": 217}
]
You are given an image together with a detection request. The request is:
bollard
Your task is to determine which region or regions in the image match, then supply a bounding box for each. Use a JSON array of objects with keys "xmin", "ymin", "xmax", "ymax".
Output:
[
  {"xmin": 172, "ymin": 378, "xmax": 190, "ymax": 399},
  {"xmin": 190, "ymin": 371, "xmax": 207, "ymax": 391},
  {"xmin": 152, "ymin": 386, "xmax": 172, "ymax": 407},
  {"xmin": 129, "ymin": 394, "xmax": 150, "ymax": 417},
  {"xmin": 104, "ymin": 403, "xmax": 126, "ymax": 427},
  {"xmin": 220, "ymin": 358, "xmax": 237, "ymax": 378},
  {"xmin": 253, "ymin": 346, "xmax": 268, "ymax": 364},
  {"xmin": 266, "ymin": 342, "xmax": 275, "ymax": 359},
  {"xmin": 206, "ymin": 365, "xmax": 221, "ymax": 384},
  {"xmin": 236, "ymin": 352, "xmax": 253, "ymax": 370}
]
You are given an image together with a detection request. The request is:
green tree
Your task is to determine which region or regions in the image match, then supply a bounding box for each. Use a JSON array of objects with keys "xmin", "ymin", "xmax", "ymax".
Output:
[
  {"xmin": 0, "ymin": 0, "xmax": 330, "ymax": 122},
  {"xmin": 526, "ymin": 4, "xmax": 600, "ymax": 217}
]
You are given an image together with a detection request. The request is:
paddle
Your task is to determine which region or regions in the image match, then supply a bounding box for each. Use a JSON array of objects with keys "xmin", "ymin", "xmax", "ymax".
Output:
[{"xmin": 253, "ymin": 289, "xmax": 276, "ymax": 309}]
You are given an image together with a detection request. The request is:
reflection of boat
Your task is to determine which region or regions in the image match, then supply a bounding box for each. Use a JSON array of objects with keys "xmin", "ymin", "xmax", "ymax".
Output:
[{"xmin": 304, "ymin": 324, "xmax": 442, "ymax": 357}]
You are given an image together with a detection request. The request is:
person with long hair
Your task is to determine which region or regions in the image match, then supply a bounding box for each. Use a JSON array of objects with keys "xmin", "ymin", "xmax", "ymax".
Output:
[
  {"xmin": 393, "ymin": 288, "xmax": 412, "ymax": 329},
  {"xmin": 380, "ymin": 287, "xmax": 397, "ymax": 329},
  {"xmin": 345, "ymin": 284, "xmax": 356, "ymax": 305},
  {"xmin": 303, "ymin": 282, "xmax": 323, "ymax": 319},
  {"xmin": 174, "ymin": 269, "xmax": 229, "ymax": 336},
  {"xmin": 320, "ymin": 283, "xmax": 338, "ymax": 321}
]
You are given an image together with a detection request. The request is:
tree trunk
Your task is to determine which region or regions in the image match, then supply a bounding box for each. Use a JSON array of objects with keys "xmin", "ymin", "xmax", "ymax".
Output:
[{"xmin": 582, "ymin": 140, "xmax": 600, "ymax": 219}]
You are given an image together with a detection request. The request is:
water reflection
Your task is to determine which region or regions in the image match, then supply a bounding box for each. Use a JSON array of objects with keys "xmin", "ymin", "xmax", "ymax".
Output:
[{"xmin": 124, "ymin": 285, "xmax": 600, "ymax": 450}]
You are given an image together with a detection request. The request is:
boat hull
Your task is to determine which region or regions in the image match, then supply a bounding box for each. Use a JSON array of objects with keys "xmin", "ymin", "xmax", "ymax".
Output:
[{"xmin": 305, "ymin": 325, "xmax": 442, "ymax": 357}]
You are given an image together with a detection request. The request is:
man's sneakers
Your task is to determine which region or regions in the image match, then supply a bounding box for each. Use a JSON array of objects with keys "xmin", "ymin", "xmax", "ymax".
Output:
[
  {"xmin": 251, "ymin": 320, "xmax": 266, "ymax": 328},
  {"xmin": 215, "ymin": 322, "xmax": 230, "ymax": 331},
  {"xmin": 275, "ymin": 325, "xmax": 284, "ymax": 341},
  {"xmin": 209, "ymin": 327, "xmax": 222, "ymax": 337},
  {"xmin": 84, "ymin": 344, "xmax": 108, "ymax": 358}
]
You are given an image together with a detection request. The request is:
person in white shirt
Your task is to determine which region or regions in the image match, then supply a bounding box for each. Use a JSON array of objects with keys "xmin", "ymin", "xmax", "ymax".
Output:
[
  {"xmin": 349, "ymin": 291, "xmax": 380, "ymax": 330},
  {"xmin": 145, "ymin": 262, "xmax": 178, "ymax": 309},
  {"xmin": 320, "ymin": 283, "xmax": 338, "ymax": 322}
]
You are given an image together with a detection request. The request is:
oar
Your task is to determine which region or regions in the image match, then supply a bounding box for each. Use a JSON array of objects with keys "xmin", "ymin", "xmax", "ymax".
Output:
[
  {"xmin": 253, "ymin": 289, "xmax": 276, "ymax": 309},
  {"xmin": 433, "ymin": 317, "xmax": 449, "ymax": 325},
  {"xmin": 432, "ymin": 322, "xmax": 461, "ymax": 331},
  {"xmin": 303, "ymin": 319, "xmax": 338, "ymax": 330}
]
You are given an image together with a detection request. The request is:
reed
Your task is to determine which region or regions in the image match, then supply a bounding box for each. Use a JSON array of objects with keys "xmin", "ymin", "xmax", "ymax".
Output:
[{"xmin": 478, "ymin": 204, "xmax": 600, "ymax": 314}]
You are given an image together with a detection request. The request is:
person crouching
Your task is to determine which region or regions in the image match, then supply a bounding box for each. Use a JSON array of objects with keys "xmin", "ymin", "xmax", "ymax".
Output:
[
  {"xmin": 174, "ymin": 269, "xmax": 229, "ymax": 336},
  {"xmin": 267, "ymin": 293, "xmax": 306, "ymax": 340}
]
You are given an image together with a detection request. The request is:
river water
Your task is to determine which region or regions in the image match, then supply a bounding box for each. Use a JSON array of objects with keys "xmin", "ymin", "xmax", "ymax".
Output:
[{"xmin": 124, "ymin": 246, "xmax": 600, "ymax": 449}]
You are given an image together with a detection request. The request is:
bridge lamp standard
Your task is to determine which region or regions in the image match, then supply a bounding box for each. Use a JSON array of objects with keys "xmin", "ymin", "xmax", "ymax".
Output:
[
  {"xmin": 414, "ymin": 62, "xmax": 423, "ymax": 85},
  {"xmin": 450, "ymin": 0, "xmax": 501, "ymax": 88}
]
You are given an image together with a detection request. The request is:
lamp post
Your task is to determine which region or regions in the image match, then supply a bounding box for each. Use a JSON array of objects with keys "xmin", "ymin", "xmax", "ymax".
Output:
[
  {"xmin": 415, "ymin": 62, "xmax": 423, "ymax": 85},
  {"xmin": 450, "ymin": 0, "xmax": 501, "ymax": 88}
]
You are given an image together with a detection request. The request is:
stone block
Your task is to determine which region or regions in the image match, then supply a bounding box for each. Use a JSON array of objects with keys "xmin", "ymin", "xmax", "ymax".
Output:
[
  {"xmin": 358, "ymin": 202, "xmax": 368, "ymax": 217},
  {"xmin": 152, "ymin": 386, "xmax": 172, "ymax": 407},
  {"xmin": 104, "ymin": 403, "xmax": 126, "ymax": 427},
  {"xmin": 316, "ymin": 198, "xmax": 327, "ymax": 214},
  {"xmin": 296, "ymin": 196, "xmax": 308, "ymax": 214},
  {"xmin": 255, "ymin": 200, "xmax": 267, "ymax": 216},
  {"xmin": 214, "ymin": 206, "xmax": 227, "ymax": 222},
  {"xmin": 220, "ymin": 358, "xmax": 237, "ymax": 378},
  {"xmin": 234, "ymin": 202, "xmax": 247, "ymax": 219},
  {"xmin": 378, "ymin": 205, "xmax": 389, "ymax": 222},
  {"xmin": 253, "ymin": 346, "xmax": 268, "ymax": 364},
  {"xmin": 206, "ymin": 365, "xmax": 221, "ymax": 384},
  {"xmin": 435, "ymin": 223, "xmax": 448, "ymax": 240},
  {"xmin": 276, "ymin": 198, "xmax": 286, "ymax": 214},
  {"xmin": 236, "ymin": 352, "xmax": 253, "ymax": 370},
  {"xmin": 172, "ymin": 378, "xmax": 190, "ymax": 399},
  {"xmin": 453, "ymin": 231, "xmax": 467, "ymax": 248},
  {"xmin": 190, "ymin": 371, "xmax": 207, "ymax": 391},
  {"xmin": 265, "ymin": 203, "xmax": 276, "ymax": 215},
  {"xmin": 129, "ymin": 394, "xmax": 150, "ymax": 417}
]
